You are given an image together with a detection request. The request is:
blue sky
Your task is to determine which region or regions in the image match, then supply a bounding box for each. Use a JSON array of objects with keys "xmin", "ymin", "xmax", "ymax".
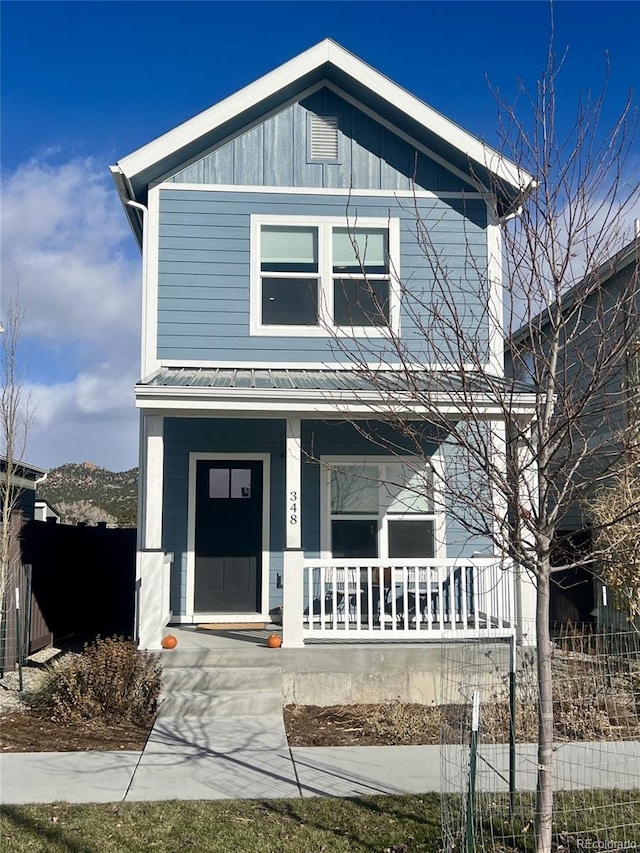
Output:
[{"xmin": 1, "ymin": 1, "xmax": 639, "ymax": 471}]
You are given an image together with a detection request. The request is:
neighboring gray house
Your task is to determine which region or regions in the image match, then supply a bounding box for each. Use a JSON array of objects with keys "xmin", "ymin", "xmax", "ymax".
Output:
[
  {"xmin": 511, "ymin": 235, "xmax": 639, "ymax": 626},
  {"xmin": 111, "ymin": 39, "xmax": 539, "ymax": 649},
  {"xmin": 0, "ymin": 457, "xmax": 47, "ymax": 521}
]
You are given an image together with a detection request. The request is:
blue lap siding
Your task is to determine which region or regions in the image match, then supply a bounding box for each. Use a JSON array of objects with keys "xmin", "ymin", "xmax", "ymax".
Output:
[
  {"xmin": 163, "ymin": 417, "xmax": 491, "ymax": 616},
  {"xmin": 157, "ymin": 188, "xmax": 488, "ymax": 363}
]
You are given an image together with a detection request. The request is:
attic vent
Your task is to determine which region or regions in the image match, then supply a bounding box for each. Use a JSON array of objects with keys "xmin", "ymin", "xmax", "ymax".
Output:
[{"xmin": 310, "ymin": 115, "xmax": 339, "ymax": 160}]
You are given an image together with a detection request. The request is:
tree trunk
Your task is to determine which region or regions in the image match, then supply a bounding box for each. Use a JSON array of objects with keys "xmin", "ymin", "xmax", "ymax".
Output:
[{"xmin": 535, "ymin": 562, "xmax": 554, "ymax": 853}]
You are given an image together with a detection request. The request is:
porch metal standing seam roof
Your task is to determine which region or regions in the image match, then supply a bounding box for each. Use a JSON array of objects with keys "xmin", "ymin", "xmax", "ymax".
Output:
[{"xmin": 138, "ymin": 367, "xmax": 535, "ymax": 396}]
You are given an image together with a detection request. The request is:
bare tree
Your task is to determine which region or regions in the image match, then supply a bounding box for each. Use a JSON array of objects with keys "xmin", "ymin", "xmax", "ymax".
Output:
[
  {"xmin": 0, "ymin": 295, "xmax": 34, "ymax": 661},
  {"xmin": 325, "ymin": 45, "xmax": 639, "ymax": 853}
]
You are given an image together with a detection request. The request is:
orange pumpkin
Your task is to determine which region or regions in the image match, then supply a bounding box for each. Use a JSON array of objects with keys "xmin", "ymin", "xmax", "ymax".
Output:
[
  {"xmin": 266, "ymin": 634, "xmax": 282, "ymax": 649},
  {"xmin": 161, "ymin": 634, "xmax": 178, "ymax": 649}
]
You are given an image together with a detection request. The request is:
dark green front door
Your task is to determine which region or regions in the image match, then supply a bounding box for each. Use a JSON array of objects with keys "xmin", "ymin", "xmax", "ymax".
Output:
[{"xmin": 194, "ymin": 460, "xmax": 263, "ymax": 613}]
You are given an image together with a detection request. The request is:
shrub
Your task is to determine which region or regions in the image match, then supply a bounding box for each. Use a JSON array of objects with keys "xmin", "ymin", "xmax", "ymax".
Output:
[{"xmin": 30, "ymin": 636, "xmax": 162, "ymax": 725}]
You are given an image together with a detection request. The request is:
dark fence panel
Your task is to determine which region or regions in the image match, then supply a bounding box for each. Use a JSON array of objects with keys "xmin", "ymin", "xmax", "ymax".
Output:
[
  {"xmin": 0, "ymin": 515, "xmax": 34, "ymax": 672},
  {"xmin": 1, "ymin": 517, "xmax": 136, "ymax": 672},
  {"xmin": 19, "ymin": 519, "xmax": 136, "ymax": 641}
]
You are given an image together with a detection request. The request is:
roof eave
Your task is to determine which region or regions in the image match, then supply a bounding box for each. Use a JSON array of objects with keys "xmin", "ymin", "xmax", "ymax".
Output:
[
  {"xmin": 114, "ymin": 38, "xmax": 533, "ymax": 206},
  {"xmin": 109, "ymin": 165, "xmax": 143, "ymax": 250}
]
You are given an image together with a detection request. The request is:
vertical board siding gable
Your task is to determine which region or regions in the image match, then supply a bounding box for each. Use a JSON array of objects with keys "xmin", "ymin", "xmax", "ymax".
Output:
[{"xmin": 168, "ymin": 89, "xmax": 467, "ymax": 193}]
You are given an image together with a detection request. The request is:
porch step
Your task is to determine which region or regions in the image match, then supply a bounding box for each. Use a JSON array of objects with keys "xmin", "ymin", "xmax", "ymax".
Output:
[
  {"xmin": 160, "ymin": 649, "xmax": 286, "ymax": 669},
  {"xmin": 159, "ymin": 688, "xmax": 283, "ymax": 718},
  {"xmin": 159, "ymin": 663, "xmax": 284, "ymax": 719},
  {"xmin": 162, "ymin": 665, "xmax": 281, "ymax": 693}
]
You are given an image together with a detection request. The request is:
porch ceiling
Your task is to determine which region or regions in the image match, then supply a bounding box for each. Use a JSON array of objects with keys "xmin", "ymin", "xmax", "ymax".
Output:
[{"xmin": 136, "ymin": 367, "xmax": 536, "ymax": 416}]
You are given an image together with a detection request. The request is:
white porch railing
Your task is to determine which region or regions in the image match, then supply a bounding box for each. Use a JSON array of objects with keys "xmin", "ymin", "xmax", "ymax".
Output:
[{"xmin": 298, "ymin": 558, "xmax": 515, "ymax": 641}]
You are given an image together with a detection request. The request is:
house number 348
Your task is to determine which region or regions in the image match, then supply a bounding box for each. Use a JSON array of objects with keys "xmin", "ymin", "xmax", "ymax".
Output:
[{"xmin": 289, "ymin": 490, "xmax": 298, "ymax": 525}]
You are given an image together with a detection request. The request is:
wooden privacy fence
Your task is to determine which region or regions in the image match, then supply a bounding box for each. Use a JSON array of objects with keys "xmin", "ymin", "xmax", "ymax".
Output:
[{"xmin": 0, "ymin": 514, "xmax": 136, "ymax": 673}]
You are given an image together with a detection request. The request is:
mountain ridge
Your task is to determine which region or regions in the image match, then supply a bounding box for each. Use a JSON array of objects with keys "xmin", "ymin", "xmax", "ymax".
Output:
[{"xmin": 37, "ymin": 462, "xmax": 138, "ymax": 527}]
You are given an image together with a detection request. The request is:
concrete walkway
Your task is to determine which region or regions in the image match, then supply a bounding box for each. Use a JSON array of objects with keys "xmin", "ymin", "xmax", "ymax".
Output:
[
  {"xmin": 0, "ymin": 727, "xmax": 440, "ymax": 804},
  {"xmin": 2, "ymin": 735, "xmax": 639, "ymax": 804}
]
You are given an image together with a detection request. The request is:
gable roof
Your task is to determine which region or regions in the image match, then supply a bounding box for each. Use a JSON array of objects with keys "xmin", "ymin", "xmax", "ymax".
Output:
[
  {"xmin": 111, "ymin": 38, "xmax": 535, "ymax": 245},
  {"xmin": 511, "ymin": 234, "xmax": 640, "ymax": 346}
]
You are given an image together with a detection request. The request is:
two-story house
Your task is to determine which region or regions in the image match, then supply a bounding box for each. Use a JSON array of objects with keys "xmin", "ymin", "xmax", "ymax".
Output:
[{"xmin": 111, "ymin": 39, "xmax": 538, "ymax": 649}]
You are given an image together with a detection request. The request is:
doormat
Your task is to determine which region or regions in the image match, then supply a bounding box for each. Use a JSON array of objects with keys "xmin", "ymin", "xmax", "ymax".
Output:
[{"xmin": 197, "ymin": 623, "xmax": 267, "ymax": 631}]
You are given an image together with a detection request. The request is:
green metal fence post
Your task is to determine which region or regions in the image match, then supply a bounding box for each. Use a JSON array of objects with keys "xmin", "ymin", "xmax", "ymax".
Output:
[
  {"xmin": 509, "ymin": 633, "xmax": 517, "ymax": 818},
  {"xmin": 15, "ymin": 586, "xmax": 23, "ymax": 691},
  {"xmin": 465, "ymin": 690, "xmax": 480, "ymax": 853}
]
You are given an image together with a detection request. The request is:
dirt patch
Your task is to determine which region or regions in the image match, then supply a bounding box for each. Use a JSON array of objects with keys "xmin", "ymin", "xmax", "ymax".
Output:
[
  {"xmin": 0, "ymin": 710, "xmax": 153, "ymax": 753},
  {"xmin": 284, "ymin": 703, "xmax": 445, "ymax": 747}
]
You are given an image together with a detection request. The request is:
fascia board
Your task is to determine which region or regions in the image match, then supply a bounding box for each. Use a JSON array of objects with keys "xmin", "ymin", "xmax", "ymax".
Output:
[
  {"xmin": 115, "ymin": 38, "xmax": 533, "ymax": 197},
  {"xmin": 134, "ymin": 384, "xmax": 537, "ymax": 416}
]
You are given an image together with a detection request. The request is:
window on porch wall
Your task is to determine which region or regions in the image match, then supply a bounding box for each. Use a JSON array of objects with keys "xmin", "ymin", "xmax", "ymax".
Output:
[{"xmin": 328, "ymin": 461, "xmax": 439, "ymax": 559}]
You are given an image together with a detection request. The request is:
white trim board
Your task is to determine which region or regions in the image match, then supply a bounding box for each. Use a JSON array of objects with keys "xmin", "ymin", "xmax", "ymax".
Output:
[
  {"xmin": 185, "ymin": 452, "xmax": 271, "ymax": 621},
  {"xmin": 157, "ymin": 359, "xmax": 497, "ymax": 371},
  {"xmin": 158, "ymin": 182, "xmax": 487, "ymax": 200},
  {"xmin": 143, "ymin": 186, "xmax": 160, "ymax": 377}
]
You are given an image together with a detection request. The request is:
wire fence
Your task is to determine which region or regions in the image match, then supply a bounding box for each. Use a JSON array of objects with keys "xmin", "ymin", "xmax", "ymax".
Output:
[{"xmin": 441, "ymin": 624, "xmax": 640, "ymax": 852}]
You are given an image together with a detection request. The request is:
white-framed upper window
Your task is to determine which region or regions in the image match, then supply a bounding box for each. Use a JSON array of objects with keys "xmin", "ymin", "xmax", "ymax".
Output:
[
  {"xmin": 250, "ymin": 215, "xmax": 400, "ymax": 337},
  {"xmin": 320, "ymin": 457, "xmax": 445, "ymax": 560}
]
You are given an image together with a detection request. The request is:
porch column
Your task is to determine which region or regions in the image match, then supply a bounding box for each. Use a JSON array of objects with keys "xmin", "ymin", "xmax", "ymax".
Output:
[
  {"xmin": 283, "ymin": 417, "xmax": 304, "ymax": 647},
  {"xmin": 514, "ymin": 415, "xmax": 538, "ymax": 646},
  {"xmin": 285, "ymin": 417, "xmax": 301, "ymax": 549},
  {"xmin": 136, "ymin": 413, "xmax": 168, "ymax": 649}
]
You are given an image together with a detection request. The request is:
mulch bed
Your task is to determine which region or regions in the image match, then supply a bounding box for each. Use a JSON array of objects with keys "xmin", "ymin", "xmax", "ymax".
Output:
[{"xmin": 0, "ymin": 711, "xmax": 153, "ymax": 753}]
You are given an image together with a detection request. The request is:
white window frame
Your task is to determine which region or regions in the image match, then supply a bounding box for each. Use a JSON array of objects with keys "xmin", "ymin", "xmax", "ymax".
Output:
[
  {"xmin": 250, "ymin": 214, "xmax": 400, "ymax": 338},
  {"xmin": 320, "ymin": 455, "xmax": 446, "ymax": 561}
]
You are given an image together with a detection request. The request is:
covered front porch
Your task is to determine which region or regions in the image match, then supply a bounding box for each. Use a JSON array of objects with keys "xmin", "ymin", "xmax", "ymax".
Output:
[{"xmin": 134, "ymin": 368, "xmax": 537, "ymax": 650}]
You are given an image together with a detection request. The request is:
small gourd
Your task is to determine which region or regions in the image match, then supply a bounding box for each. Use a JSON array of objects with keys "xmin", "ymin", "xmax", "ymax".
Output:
[
  {"xmin": 161, "ymin": 634, "xmax": 178, "ymax": 649},
  {"xmin": 266, "ymin": 634, "xmax": 282, "ymax": 649}
]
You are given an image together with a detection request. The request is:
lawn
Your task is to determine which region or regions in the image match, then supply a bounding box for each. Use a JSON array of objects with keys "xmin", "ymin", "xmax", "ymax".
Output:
[
  {"xmin": 0, "ymin": 795, "xmax": 442, "ymax": 853},
  {"xmin": 4, "ymin": 792, "xmax": 640, "ymax": 853}
]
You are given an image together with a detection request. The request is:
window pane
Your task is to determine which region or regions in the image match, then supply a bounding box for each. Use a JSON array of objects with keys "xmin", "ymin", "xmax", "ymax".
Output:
[
  {"xmin": 261, "ymin": 226, "xmax": 317, "ymax": 272},
  {"xmin": 333, "ymin": 278, "xmax": 389, "ymax": 326},
  {"xmin": 388, "ymin": 520, "xmax": 434, "ymax": 558},
  {"xmin": 230, "ymin": 469, "xmax": 251, "ymax": 499},
  {"xmin": 262, "ymin": 278, "xmax": 318, "ymax": 325},
  {"xmin": 331, "ymin": 465, "xmax": 379, "ymax": 514},
  {"xmin": 332, "ymin": 520, "xmax": 378, "ymax": 558},
  {"xmin": 384, "ymin": 464, "xmax": 433, "ymax": 513},
  {"xmin": 333, "ymin": 228, "xmax": 388, "ymax": 273},
  {"xmin": 209, "ymin": 468, "xmax": 230, "ymax": 498}
]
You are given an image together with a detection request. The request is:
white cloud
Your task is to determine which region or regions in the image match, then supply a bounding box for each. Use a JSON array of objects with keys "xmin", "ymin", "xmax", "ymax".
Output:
[
  {"xmin": 1, "ymin": 155, "xmax": 141, "ymax": 351},
  {"xmin": 26, "ymin": 368, "xmax": 140, "ymax": 472},
  {"xmin": 1, "ymin": 155, "xmax": 142, "ymax": 470}
]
